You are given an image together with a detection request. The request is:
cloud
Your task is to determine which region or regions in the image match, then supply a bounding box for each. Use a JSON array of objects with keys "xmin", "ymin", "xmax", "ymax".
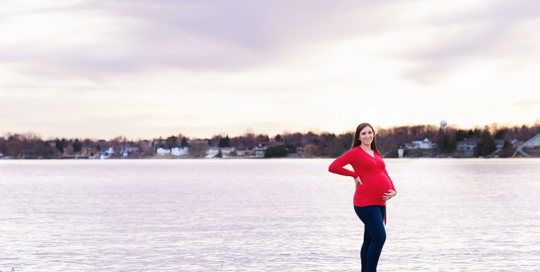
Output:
[
  {"xmin": 513, "ymin": 99, "xmax": 540, "ymax": 108},
  {"xmin": 7, "ymin": 0, "xmax": 540, "ymax": 91},
  {"xmin": 399, "ymin": 0, "xmax": 540, "ymax": 84},
  {"xmin": 3, "ymin": 0, "xmax": 539, "ymax": 82},
  {"xmin": 0, "ymin": 0, "xmax": 407, "ymax": 78},
  {"xmin": 1, "ymin": 0, "xmax": 540, "ymax": 138}
]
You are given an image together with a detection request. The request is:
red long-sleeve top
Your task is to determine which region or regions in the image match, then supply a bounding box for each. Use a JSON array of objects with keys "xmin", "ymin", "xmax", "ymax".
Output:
[{"xmin": 328, "ymin": 146, "xmax": 396, "ymax": 208}]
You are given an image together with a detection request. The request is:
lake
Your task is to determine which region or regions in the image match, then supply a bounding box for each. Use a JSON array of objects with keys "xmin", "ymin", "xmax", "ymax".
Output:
[{"xmin": 0, "ymin": 159, "xmax": 539, "ymax": 271}]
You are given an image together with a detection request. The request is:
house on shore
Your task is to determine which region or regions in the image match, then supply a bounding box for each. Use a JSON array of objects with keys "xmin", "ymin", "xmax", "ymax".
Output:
[
  {"xmin": 457, "ymin": 139, "xmax": 477, "ymax": 150},
  {"xmin": 156, "ymin": 148, "xmax": 171, "ymax": 156},
  {"xmin": 100, "ymin": 147, "xmax": 114, "ymax": 155},
  {"xmin": 511, "ymin": 139, "xmax": 524, "ymax": 148},
  {"xmin": 522, "ymin": 134, "xmax": 540, "ymax": 147},
  {"xmin": 253, "ymin": 146, "xmax": 266, "ymax": 158},
  {"xmin": 236, "ymin": 149, "xmax": 254, "ymax": 157},
  {"xmin": 405, "ymin": 138, "xmax": 435, "ymax": 149},
  {"xmin": 206, "ymin": 147, "xmax": 236, "ymax": 158},
  {"xmin": 64, "ymin": 145, "xmax": 74, "ymax": 155},
  {"xmin": 81, "ymin": 144, "xmax": 98, "ymax": 155},
  {"xmin": 513, "ymin": 134, "xmax": 540, "ymax": 157},
  {"xmin": 252, "ymin": 142, "xmax": 285, "ymax": 158},
  {"xmin": 171, "ymin": 147, "xmax": 188, "ymax": 156},
  {"xmin": 155, "ymin": 147, "xmax": 189, "ymax": 156}
]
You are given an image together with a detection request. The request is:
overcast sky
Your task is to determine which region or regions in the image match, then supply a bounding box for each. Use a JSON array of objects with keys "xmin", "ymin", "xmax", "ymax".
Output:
[{"xmin": 1, "ymin": 0, "xmax": 539, "ymax": 139}]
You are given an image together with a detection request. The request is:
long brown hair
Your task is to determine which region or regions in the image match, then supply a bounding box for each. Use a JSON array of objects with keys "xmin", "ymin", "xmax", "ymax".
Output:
[{"xmin": 351, "ymin": 123, "xmax": 381, "ymax": 156}]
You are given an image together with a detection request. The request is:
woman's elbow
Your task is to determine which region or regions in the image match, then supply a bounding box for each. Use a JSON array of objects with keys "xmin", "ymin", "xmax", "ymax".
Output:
[{"xmin": 328, "ymin": 165, "xmax": 335, "ymax": 173}]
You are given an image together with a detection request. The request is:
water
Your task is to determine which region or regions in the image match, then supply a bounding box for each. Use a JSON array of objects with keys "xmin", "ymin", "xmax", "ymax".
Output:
[{"xmin": 0, "ymin": 159, "xmax": 539, "ymax": 271}]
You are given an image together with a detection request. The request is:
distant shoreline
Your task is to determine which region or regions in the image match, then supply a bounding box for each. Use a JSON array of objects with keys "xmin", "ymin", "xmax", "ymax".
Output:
[{"xmin": 1, "ymin": 156, "xmax": 539, "ymax": 160}]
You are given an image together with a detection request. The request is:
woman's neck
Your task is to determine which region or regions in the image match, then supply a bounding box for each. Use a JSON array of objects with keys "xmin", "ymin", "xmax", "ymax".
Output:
[{"xmin": 361, "ymin": 143, "xmax": 372, "ymax": 150}]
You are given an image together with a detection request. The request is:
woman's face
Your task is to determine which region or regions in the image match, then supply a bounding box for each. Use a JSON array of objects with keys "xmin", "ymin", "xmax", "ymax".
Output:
[{"xmin": 359, "ymin": 126, "xmax": 374, "ymax": 146}]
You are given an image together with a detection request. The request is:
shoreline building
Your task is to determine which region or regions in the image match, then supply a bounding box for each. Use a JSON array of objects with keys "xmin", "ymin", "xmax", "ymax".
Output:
[
  {"xmin": 513, "ymin": 134, "xmax": 540, "ymax": 157},
  {"xmin": 81, "ymin": 145, "xmax": 98, "ymax": 155},
  {"xmin": 206, "ymin": 147, "xmax": 236, "ymax": 158},
  {"xmin": 171, "ymin": 147, "xmax": 188, "ymax": 156},
  {"xmin": 457, "ymin": 139, "xmax": 477, "ymax": 150},
  {"xmin": 405, "ymin": 138, "xmax": 435, "ymax": 149}
]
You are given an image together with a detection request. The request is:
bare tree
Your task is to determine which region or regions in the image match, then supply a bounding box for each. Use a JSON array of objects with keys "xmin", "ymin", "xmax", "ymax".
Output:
[{"xmin": 188, "ymin": 141, "xmax": 209, "ymax": 158}]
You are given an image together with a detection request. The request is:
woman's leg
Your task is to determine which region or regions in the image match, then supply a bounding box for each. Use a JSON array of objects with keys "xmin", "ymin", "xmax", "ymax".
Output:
[
  {"xmin": 360, "ymin": 225, "xmax": 372, "ymax": 271},
  {"xmin": 354, "ymin": 205, "xmax": 386, "ymax": 272}
]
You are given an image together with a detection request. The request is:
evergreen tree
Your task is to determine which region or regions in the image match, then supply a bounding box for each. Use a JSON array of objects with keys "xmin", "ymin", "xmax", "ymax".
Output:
[
  {"xmin": 96, "ymin": 144, "xmax": 101, "ymax": 151},
  {"xmin": 224, "ymin": 135, "xmax": 231, "ymax": 147},
  {"xmin": 218, "ymin": 137, "xmax": 223, "ymax": 147},
  {"xmin": 215, "ymin": 149, "xmax": 223, "ymax": 158},
  {"xmin": 449, "ymin": 137, "xmax": 457, "ymax": 151},
  {"xmin": 73, "ymin": 139, "xmax": 82, "ymax": 152},
  {"xmin": 455, "ymin": 130, "xmax": 466, "ymax": 141},
  {"xmin": 437, "ymin": 133, "xmax": 449, "ymax": 153},
  {"xmin": 180, "ymin": 137, "xmax": 189, "ymax": 147},
  {"xmin": 218, "ymin": 135, "xmax": 231, "ymax": 147},
  {"xmin": 166, "ymin": 135, "xmax": 178, "ymax": 148},
  {"xmin": 55, "ymin": 138, "xmax": 64, "ymax": 153},
  {"xmin": 275, "ymin": 134, "xmax": 283, "ymax": 142},
  {"xmin": 264, "ymin": 145, "xmax": 288, "ymax": 158},
  {"xmin": 498, "ymin": 139, "xmax": 516, "ymax": 158},
  {"xmin": 475, "ymin": 127, "xmax": 496, "ymax": 156}
]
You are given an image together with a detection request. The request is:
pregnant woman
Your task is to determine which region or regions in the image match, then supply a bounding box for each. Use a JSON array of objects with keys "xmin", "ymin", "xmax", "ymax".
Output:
[{"xmin": 328, "ymin": 123, "xmax": 397, "ymax": 272}]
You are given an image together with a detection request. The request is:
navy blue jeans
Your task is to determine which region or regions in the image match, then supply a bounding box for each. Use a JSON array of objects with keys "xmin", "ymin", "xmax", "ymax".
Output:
[{"xmin": 354, "ymin": 205, "xmax": 386, "ymax": 272}]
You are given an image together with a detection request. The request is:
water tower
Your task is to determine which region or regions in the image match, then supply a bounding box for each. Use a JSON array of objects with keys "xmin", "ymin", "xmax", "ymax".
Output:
[{"xmin": 440, "ymin": 120, "xmax": 447, "ymax": 131}]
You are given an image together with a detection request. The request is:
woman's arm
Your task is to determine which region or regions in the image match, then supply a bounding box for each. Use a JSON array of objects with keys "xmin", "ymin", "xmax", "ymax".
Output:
[{"xmin": 328, "ymin": 150, "xmax": 358, "ymax": 178}]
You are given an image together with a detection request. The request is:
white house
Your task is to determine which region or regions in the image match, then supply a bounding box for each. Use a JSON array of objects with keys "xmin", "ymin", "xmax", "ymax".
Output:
[
  {"xmin": 127, "ymin": 146, "xmax": 139, "ymax": 152},
  {"xmin": 495, "ymin": 139, "xmax": 505, "ymax": 150},
  {"xmin": 406, "ymin": 138, "xmax": 435, "ymax": 149},
  {"xmin": 523, "ymin": 134, "xmax": 540, "ymax": 146},
  {"xmin": 457, "ymin": 139, "xmax": 477, "ymax": 150},
  {"xmin": 511, "ymin": 139, "xmax": 524, "ymax": 148},
  {"xmin": 251, "ymin": 146, "xmax": 268, "ymax": 157},
  {"xmin": 235, "ymin": 149, "xmax": 253, "ymax": 157},
  {"xmin": 171, "ymin": 147, "xmax": 188, "ymax": 156},
  {"xmin": 513, "ymin": 134, "xmax": 540, "ymax": 157},
  {"xmin": 156, "ymin": 148, "xmax": 171, "ymax": 156},
  {"xmin": 205, "ymin": 147, "xmax": 236, "ymax": 158},
  {"xmin": 101, "ymin": 147, "xmax": 115, "ymax": 155}
]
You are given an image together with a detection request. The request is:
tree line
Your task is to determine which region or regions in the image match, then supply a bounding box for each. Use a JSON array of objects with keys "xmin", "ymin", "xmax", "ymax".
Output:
[{"xmin": 1, "ymin": 122, "xmax": 539, "ymax": 159}]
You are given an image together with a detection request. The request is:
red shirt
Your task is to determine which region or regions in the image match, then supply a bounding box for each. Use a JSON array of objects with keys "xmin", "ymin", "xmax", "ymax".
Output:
[{"xmin": 328, "ymin": 146, "xmax": 396, "ymax": 207}]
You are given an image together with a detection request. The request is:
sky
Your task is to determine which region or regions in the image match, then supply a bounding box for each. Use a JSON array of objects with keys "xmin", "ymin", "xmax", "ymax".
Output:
[{"xmin": 1, "ymin": 0, "xmax": 539, "ymax": 140}]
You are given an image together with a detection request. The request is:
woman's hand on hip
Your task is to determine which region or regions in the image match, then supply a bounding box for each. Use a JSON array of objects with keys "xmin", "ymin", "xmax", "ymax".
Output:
[
  {"xmin": 382, "ymin": 190, "xmax": 396, "ymax": 201},
  {"xmin": 354, "ymin": 177, "xmax": 362, "ymax": 186}
]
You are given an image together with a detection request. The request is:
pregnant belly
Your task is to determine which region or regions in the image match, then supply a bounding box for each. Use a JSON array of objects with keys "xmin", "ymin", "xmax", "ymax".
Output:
[{"xmin": 353, "ymin": 172, "xmax": 393, "ymax": 206}]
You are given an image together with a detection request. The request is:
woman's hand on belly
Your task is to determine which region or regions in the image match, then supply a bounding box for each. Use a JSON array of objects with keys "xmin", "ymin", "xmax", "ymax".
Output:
[
  {"xmin": 354, "ymin": 176, "xmax": 363, "ymax": 187},
  {"xmin": 382, "ymin": 190, "xmax": 396, "ymax": 201}
]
